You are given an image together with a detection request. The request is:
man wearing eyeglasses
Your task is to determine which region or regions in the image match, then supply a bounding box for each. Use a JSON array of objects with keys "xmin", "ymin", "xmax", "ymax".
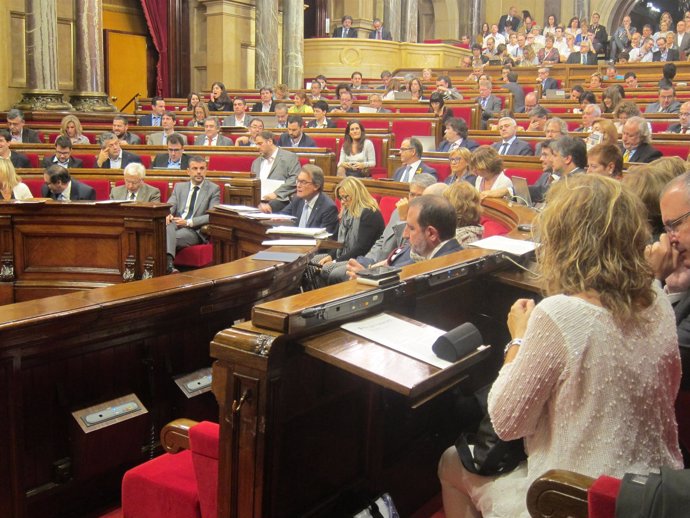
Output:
[
  {"xmin": 392, "ymin": 138, "xmax": 437, "ymax": 182},
  {"xmin": 152, "ymin": 133, "xmax": 190, "ymax": 169},
  {"xmin": 273, "ymin": 164, "xmax": 338, "ymax": 234},
  {"xmin": 41, "ymin": 135, "xmax": 83, "ymax": 169},
  {"xmin": 668, "ymin": 102, "xmax": 690, "ymax": 134},
  {"xmin": 647, "ymin": 172, "xmax": 690, "ymax": 389}
]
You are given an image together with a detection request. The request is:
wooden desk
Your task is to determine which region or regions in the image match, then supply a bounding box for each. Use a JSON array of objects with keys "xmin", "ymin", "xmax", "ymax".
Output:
[{"xmin": 0, "ymin": 200, "xmax": 169, "ymax": 303}]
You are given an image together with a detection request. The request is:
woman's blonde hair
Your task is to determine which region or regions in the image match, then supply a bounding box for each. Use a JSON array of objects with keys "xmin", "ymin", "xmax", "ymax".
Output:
[
  {"xmin": 623, "ymin": 164, "xmax": 676, "ymax": 236},
  {"xmin": 0, "ymin": 158, "xmax": 21, "ymax": 190},
  {"xmin": 537, "ymin": 175, "xmax": 655, "ymax": 323},
  {"xmin": 449, "ymin": 146, "xmax": 472, "ymax": 164},
  {"xmin": 60, "ymin": 114, "xmax": 84, "ymax": 136},
  {"xmin": 591, "ymin": 118, "xmax": 618, "ymax": 145},
  {"xmin": 194, "ymin": 102, "xmax": 210, "ymax": 120},
  {"xmin": 443, "ymin": 181, "xmax": 482, "ymax": 227},
  {"xmin": 335, "ymin": 176, "xmax": 379, "ymax": 218},
  {"xmin": 649, "ymin": 156, "xmax": 688, "ymax": 178}
]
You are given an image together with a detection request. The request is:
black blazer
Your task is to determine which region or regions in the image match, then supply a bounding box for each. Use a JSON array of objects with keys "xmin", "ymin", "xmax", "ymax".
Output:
[
  {"xmin": 152, "ymin": 153, "xmax": 191, "ymax": 169},
  {"xmin": 307, "ymin": 119, "xmax": 337, "ymax": 129},
  {"xmin": 566, "ymin": 52, "xmax": 597, "ymax": 65},
  {"xmin": 99, "ymin": 150, "xmax": 143, "ymax": 169},
  {"xmin": 251, "ymin": 100, "xmax": 276, "ymax": 112},
  {"xmin": 41, "ymin": 178, "xmax": 96, "ymax": 200},
  {"xmin": 653, "ymin": 48, "xmax": 680, "ymax": 62},
  {"xmin": 276, "ymin": 133, "xmax": 317, "ymax": 148},
  {"xmin": 9, "ymin": 152, "xmax": 30, "ymax": 169},
  {"xmin": 620, "ymin": 142, "xmax": 663, "ymax": 164},
  {"xmin": 279, "ymin": 193, "xmax": 339, "ymax": 235},
  {"xmin": 41, "ymin": 156, "xmax": 83, "ymax": 169},
  {"xmin": 21, "ymin": 128, "xmax": 41, "ymax": 144},
  {"xmin": 332, "ymin": 26, "xmax": 358, "ymax": 38}
]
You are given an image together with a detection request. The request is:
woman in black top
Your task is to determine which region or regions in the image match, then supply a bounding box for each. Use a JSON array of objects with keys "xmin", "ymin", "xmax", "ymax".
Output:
[{"xmin": 208, "ymin": 82, "xmax": 232, "ymax": 111}]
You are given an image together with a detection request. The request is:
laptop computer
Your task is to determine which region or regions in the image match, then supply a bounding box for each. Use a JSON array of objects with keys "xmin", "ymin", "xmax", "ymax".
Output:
[
  {"xmin": 511, "ymin": 176, "xmax": 534, "ymax": 207},
  {"xmin": 393, "ymin": 91, "xmax": 412, "ymax": 100}
]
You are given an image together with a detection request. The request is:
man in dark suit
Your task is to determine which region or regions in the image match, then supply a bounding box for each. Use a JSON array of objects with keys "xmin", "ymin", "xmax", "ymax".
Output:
[
  {"xmin": 97, "ymin": 132, "xmax": 143, "ymax": 169},
  {"xmin": 676, "ymin": 20, "xmax": 690, "ymax": 57},
  {"xmin": 111, "ymin": 115, "xmax": 141, "ymax": 145},
  {"xmin": 277, "ymin": 164, "xmax": 338, "ymax": 234},
  {"xmin": 649, "ymin": 173, "xmax": 690, "ymax": 389},
  {"xmin": 41, "ymin": 136, "xmax": 83, "ymax": 169},
  {"xmin": 437, "ymin": 118, "xmax": 479, "ymax": 153},
  {"xmin": 6, "ymin": 109, "xmax": 41, "ymax": 144},
  {"xmin": 329, "ymin": 90, "xmax": 359, "ymax": 114},
  {"xmin": 307, "ymin": 101, "xmax": 337, "ymax": 129},
  {"xmin": 502, "ymin": 72, "xmax": 525, "ymax": 113},
  {"xmin": 277, "ymin": 116, "xmax": 317, "ymax": 148},
  {"xmin": 332, "ymin": 15, "xmax": 358, "ymax": 38},
  {"xmin": 668, "ymin": 101, "xmax": 690, "ymax": 133},
  {"xmin": 0, "ymin": 129, "xmax": 30, "ymax": 168},
  {"xmin": 476, "ymin": 79, "xmax": 503, "ymax": 129},
  {"xmin": 138, "ymin": 96, "xmax": 166, "ymax": 127},
  {"xmin": 110, "ymin": 162, "xmax": 161, "ymax": 202},
  {"xmin": 253, "ymin": 131, "xmax": 300, "ymax": 212},
  {"xmin": 653, "ymin": 36, "xmax": 680, "ymax": 62},
  {"xmin": 645, "ymin": 85, "xmax": 682, "ymax": 114},
  {"xmin": 566, "ymin": 40, "xmax": 598, "ymax": 64},
  {"xmin": 41, "ymin": 165, "xmax": 96, "ymax": 200},
  {"xmin": 193, "ymin": 117, "xmax": 234, "ymax": 146},
  {"xmin": 367, "ymin": 93, "xmax": 391, "ymax": 113},
  {"xmin": 550, "ymin": 136, "xmax": 587, "ymax": 179},
  {"xmin": 620, "ymin": 116, "xmax": 662, "ymax": 163},
  {"xmin": 492, "ymin": 117, "xmax": 534, "ymax": 156},
  {"xmin": 537, "ymin": 67, "xmax": 558, "ymax": 96},
  {"xmin": 152, "ymin": 133, "xmax": 191, "ymax": 170},
  {"xmin": 251, "ymin": 87, "xmax": 277, "ymax": 113},
  {"xmin": 368, "ymin": 18, "xmax": 392, "ymax": 40},
  {"xmin": 589, "ymin": 12, "xmax": 608, "ymax": 54},
  {"xmin": 165, "ymin": 155, "xmax": 221, "ymax": 272},
  {"xmin": 498, "ymin": 6, "xmax": 521, "ymax": 34},
  {"xmin": 393, "ymin": 138, "xmax": 438, "ymax": 182}
]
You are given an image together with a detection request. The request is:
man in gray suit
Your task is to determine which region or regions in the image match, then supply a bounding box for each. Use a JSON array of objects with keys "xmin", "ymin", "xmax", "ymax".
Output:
[
  {"xmin": 193, "ymin": 117, "xmax": 234, "ymax": 146},
  {"xmin": 165, "ymin": 155, "xmax": 221, "ymax": 272},
  {"xmin": 222, "ymin": 98, "xmax": 254, "ymax": 127},
  {"xmin": 502, "ymin": 72, "xmax": 525, "ymax": 113},
  {"xmin": 368, "ymin": 18, "xmax": 392, "ymax": 40},
  {"xmin": 645, "ymin": 85, "xmax": 682, "ymax": 114},
  {"xmin": 491, "ymin": 117, "xmax": 534, "ymax": 156},
  {"xmin": 110, "ymin": 162, "xmax": 161, "ymax": 202},
  {"xmin": 254, "ymin": 131, "xmax": 300, "ymax": 212},
  {"xmin": 476, "ymin": 79, "xmax": 503, "ymax": 129},
  {"xmin": 676, "ymin": 20, "xmax": 690, "ymax": 57},
  {"xmin": 146, "ymin": 111, "xmax": 177, "ymax": 145}
]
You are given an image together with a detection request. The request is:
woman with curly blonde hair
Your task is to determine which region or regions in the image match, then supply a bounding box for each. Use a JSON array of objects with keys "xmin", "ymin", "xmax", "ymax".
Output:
[
  {"xmin": 439, "ymin": 174, "xmax": 682, "ymax": 518},
  {"xmin": 60, "ymin": 114, "xmax": 90, "ymax": 144},
  {"xmin": 443, "ymin": 181, "xmax": 483, "ymax": 245}
]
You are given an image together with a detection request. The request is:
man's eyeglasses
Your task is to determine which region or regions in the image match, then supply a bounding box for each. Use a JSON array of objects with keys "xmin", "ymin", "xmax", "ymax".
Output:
[
  {"xmin": 296, "ymin": 179, "xmax": 313, "ymax": 186},
  {"xmin": 664, "ymin": 209, "xmax": 690, "ymax": 235},
  {"xmin": 399, "ymin": 147, "xmax": 414, "ymax": 152}
]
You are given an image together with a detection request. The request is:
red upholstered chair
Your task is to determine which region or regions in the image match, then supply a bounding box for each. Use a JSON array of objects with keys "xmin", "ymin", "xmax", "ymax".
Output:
[
  {"xmin": 480, "ymin": 216, "xmax": 510, "ymax": 237},
  {"xmin": 73, "ymin": 154, "xmax": 97, "ymax": 168},
  {"xmin": 504, "ymin": 168, "xmax": 543, "ymax": 185},
  {"xmin": 391, "ymin": 120, "xmax": 433, "ymax": 147},
  {"xmin": 378, "ymin": 196, "xmax": 400, "ymax": 225},
  {"xmin": 22, "ymin": 178, "xmax": 44, "ymax": 197},
  {"xmin": 174, "ymin": 244, "xmax": 214, "ymax": 269},
  {"xmin": 121, "ymin": 419, "xmax": 219, "ymax": 518},
  {"xmin": 81, "ymin": 179, "xmax": 111, "ymax": 200},
  {"xmin": 139, "ymin": 154, "xmax": 152, "ymax": 168},
  {"xmin": 208, "ymin": 155, "xmax": 254, "ymax": 172},
  {"xmin": 654, "ymin": 143, "xmax": 690, "ymax": 159}
]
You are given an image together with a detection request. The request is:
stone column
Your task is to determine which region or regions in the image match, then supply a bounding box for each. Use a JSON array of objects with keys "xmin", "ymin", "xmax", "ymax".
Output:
[
  {"xmin": 16, "ymin": 0, "xmax": 71, "ymax": 110},
  {"xmin": 282, "ymin": 0, "xmax": 304, "ymax": 90},
  {"xmin": 574, "ymin": 0, "xmax": 589, "ymax": 22},
  {"xmin": 384, "ymin": 0, "xmax": 401, "ymax": 42},
  {"xmin": 69, "ymin": 0, "xmax": 116, "ymax": 112},
  {"xmin": 255, "ymin": 0, "xmax": 279, "ymax": 89},
  {"xmin": 401, "ymin": 0, "xmax": 418, "ymax": 43}
]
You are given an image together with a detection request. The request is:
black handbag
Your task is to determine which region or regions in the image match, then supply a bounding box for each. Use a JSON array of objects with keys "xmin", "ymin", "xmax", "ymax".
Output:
[{"xmin": 454, "ymin": 387, "xmax": 526, "ymax": 476}]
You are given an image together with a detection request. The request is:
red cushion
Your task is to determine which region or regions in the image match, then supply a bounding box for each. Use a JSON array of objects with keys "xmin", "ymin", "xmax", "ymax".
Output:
[
  {"xmin": 504, "ymin": 168, "xmax": 543, "ymax": 185},
  {"xmin": 433, "ymin": 162, "xmax": 451, "ymax": 182},
  {"xmin": 122, "ymin": 450, "xmax": 201, "ymax": 518},
  {"xmin": 190, "ymin": 422, "xmax": 219, "ymax": 518},
  {"xmin": 655, "ymin": 144, "xmax": 689, "ymax": 159},
  {"xmin": 174, "ymin": 244, "xmax": 214, "ymax": 268},
  {"xmin": 378, "ymin": 196, "xmax": 400, "ymax": 225},
  {"xmin": 311, "ymin": 136, "xmax": 339, "ymax": 153},
  {"xmin": 391, "ymin": 120, "xmax": 434, "ymax": 147},
  {"xmin": 81, "ymin": 179, "xmax": 111, "ymax": 200},
  {"xmin": 139, "ymin": 154, "xmax": 152, "ymax": 168},
  {"xmin": 25, "ymin": 153, "xmax": 41, "ymax": 168},
  {"xmin": 208, "ymin": 155, "xmax": 254, "ymax": 172},
  {"xmin": 480, "ymin": 216, "xmax": 510, "ymax": 237},
  {"xmin": 23, "ymin": 178, "xmax": 44, "ymax": 197},
  {"xmin": 73, "ymin": 154, "xmax": 97, "ymax": 168},
  {"xmin": 588, "ymin": 475, "xmax": 621, "ymax": 518}
]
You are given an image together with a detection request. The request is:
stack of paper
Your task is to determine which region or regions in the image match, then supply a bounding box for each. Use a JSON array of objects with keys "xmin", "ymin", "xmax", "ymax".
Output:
[
  {"xmin": 266, "ymin": 226, "xmax": 332, "ymax": 239},
  {"xmin": 468, "ymin": 235, "xmax": 538, "ymax": 255},
  {"xmin": 215, "ymin": 204, "xmax": 261, "ymax": 213}
]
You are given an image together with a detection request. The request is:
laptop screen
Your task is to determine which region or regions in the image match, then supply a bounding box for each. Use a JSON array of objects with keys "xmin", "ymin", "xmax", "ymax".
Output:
[{"xmin": 511, "ymin": 176, "xmax": 533, "ymax": 207}]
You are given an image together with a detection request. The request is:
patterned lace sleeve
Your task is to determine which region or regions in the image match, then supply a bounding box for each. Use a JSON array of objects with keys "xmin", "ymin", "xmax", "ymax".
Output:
[{"xmin": 487, "ymin": 302, "xmax": 568, "ymax": 441}]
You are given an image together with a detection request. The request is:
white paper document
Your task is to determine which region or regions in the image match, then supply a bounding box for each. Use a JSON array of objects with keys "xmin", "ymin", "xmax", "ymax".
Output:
[
  {"xmin": 266, "ymin": 226, "xmax": 331, "ymax": 239},
  {"xmin": 244, "ymin": 213, "xmax": 295, "ymax": 220},
  {"xmin": 215, "ymin": 204, "xmax": 261, "ymax": 213},
  {"xmin": 261, "ymin": 179, "xmax": 284, "ymax": 199},
  {"xmin": 341, "ymin": 313, "xmax": 452, "ymax": 369},
  {"xmin": 468, "ymin": 235, "xmax": 538, "ymax": 255},
  {"xmin": 262, "ymin": 239, "xmax": 318, "ymax": 246}
]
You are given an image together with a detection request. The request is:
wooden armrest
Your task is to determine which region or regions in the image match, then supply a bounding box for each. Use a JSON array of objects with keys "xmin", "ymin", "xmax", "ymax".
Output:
[
  {"xmin": 526, "ymin": 469, "xmax": 595, "ymax": 518},
  {"xmin": 160, "ymin": 418, "xmax": 199, "ymax": 453}
]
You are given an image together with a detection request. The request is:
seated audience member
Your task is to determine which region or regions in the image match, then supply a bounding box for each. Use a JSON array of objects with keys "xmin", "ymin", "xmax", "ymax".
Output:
[
  {"xmin": 330, "ymin": 174, "xmax": 437, "ymax": 283},
  {"xmin": 623, "ymin": 164, "xmax": 675, "ymax": 239},
  {"xmin": 222, "ymin": 98, "xmax": 254, "ymax": 127},
  {"xmin": 288, "ymin": 92, "xmax": 314, "ymax": 114},
  {"xmin": 274, "ymin": 103, "xmax": 289, "ymax": 129},
  {"xmin": 383, "ymin": 78, "xmax": 402, "ymax": 100},
  {"xmin": 540, "ymin": 117, "xmax": 569, "ymax": 149},
  {"xmin": 575, "ymin": 104, "xmax": 601, "ymax": 132},
  {"xmin": 526, "ymin": 106, "xmax": 550, "ymax": 132},
  {"xmin": 476, "ymin": 80, "xmax": 503, "ymax": 128},
  {"xmin": 251, "ymin": 87, "xmax": 276, "ymax": 113},
  {"xmin": 587, "ymin": 118, "xmax": 619, "ymax": 149},
  {"xmin": 587, "ymin": 143, "xmax": 624, "ymax": 179},
  {"xmin": 579, "ymin": 90, "xmax": 597, "ymax": 108},
  {"xmin": 630, "ymin": 36, "xmax": 654, "ymax": 62},
  {"xmin": 502, "ymin": 72, "xmax": 525, "ymax": 113},
  {"xmin": 588, "ymin": 72, "xmax": 602, "ymax": 90},
  {"xmin": 621, "ymin": 116, "xmax": 662, "ymax": 163},
  {"xmin": 646, "ymin": 85, "xmax": 682, "ymax": 114},
  {"xmin": 6, "ymin": 109, "xmax": 40, "ymax": 144},
  {"xmin": 408, "ymin": 77, "xmax": 426, "ymax": 101},
  {"xmin": 473, "ymin": 145, "xmax": 513, "ymax": 199},
  {"xmin": 110, "ymin": 162, "xmax": 161, "ymax": 202},
  {"xmin": 429, "ymin": 92, "xmax": 455, "ymax": 124},
  {"xmin": 624, "ymin": 72, "xmax": 638, "ymax": 91},
  {"xmin": 186, "ymin": 92, "xmax": 201, "ymax": 111},
  {"xmin": 139, "ymin": 96, "xmax": 166, "ymax": 126},
  {"xmin": 422, "ymin": 68, "xmax": 433, "ymax": 81},
  {"xmin": 152, "ymin": 133, "xmax": 190, "ymax": 170},
  {"xmin": 332, "ymin": 14, "xmax": 357, "ymax": 38},
  {"xmin": 537, "ymin": 67, "xmax": 558, "ymax": 94},
  {"xmin": 235, "ymin": 118, "xmax": 264, "ymax": 146},
  {"xmin": 471, "ymin": 43, "xmax": 489, "ymax": 65},
  {"xmin": 523, "ymin": 92, "xmax": 539, "ymax": 113},
  {"xmin": 653, "ymin": 36, "xmax": 678, "ymax": 62},
  {"xmin": 316, "ymin": 177, "xmax": 385, "ymax": 282},
  {"xmin": 435, "ymin": 75, "xmax": 463, "ymax": 100},
  {"xmin": 274, "ymin": 84, "xmax": 290, "ymax": 102},
  {"xmin": 567, "ymin": 39, "xmax": 596, "ymax": 64},
  {"xmin": 41, "ymin": 165, "xmax": 96, "ymax": 201},
  {"xmin": 41, "ymin": 135, "xmax": 83, "ymax": 169},
  {"xmin": 60, "ymin": 114, "xmax": 91, "ymax": 145},
  {"xmin": 0, "ymin": 129, "xmax": 29, "ymax": 168},
  {"xmin": 194, "ymin": 117, "xmax": 233, "ymax": 146},
  {"xmin": 350, "ymin": 71, "xmax": 364, "ymax": 89},
  {"xmin": 569, "ymin": 85, "xmax": 585, "ymax": 102},
  {"xmin": 550, "ymin": 135, "xmax": 587, "ymax": 179},
  {"xmin": 613, "ymin": 100, "xmax": 642, "ymax": 132},
  {"xmin": 330, "ymin": 90, "xmax": 359, "ymax": 114},
  {"xmin": 187, "ymin": 102, "xmax": 210, "ymax": 128},
  {"xmin": 145, "ymin": 111, "xmax": 177, "ymax": 145},
  {"xmin": 336, "ymin": 120, "xmax": 376, "ymax": 177},
  {"xmin": 110, "ymin": 115, "xmax": 141, "ymax": 145},
  {"xmin": 529, "ymin": 139, "xmax": 556, "ymax": 203},
  {"xmin": 307, "ymin": 100, "xmax": 336, "ymax": 128},
  {"xmin": 254, "ymin": 131, "xmax": 300, "ymax": 212},
  {"xmin": 0, "ymin": 158, "xmax": 32, "ymax": 200},
  {"xmin": 97, "ymin": 132, "xmax": 143, "ymax": 169},
  {"xmin": 443, "ymin": 181, "xmax": 484, "ymax": 245},
  {"xmin": 439, "ymin": 173, "xmax": 684, "ymax": 518},
  {"xmin": 277, "ymin": 116, "xmax": 317, "ymax": 148},
  {"xmin": 667, "ymin": 101, "xmax": 690, "ymax": 133},
  {"xmin": 600, "ymin": 86, "xmax": 623, "ymax": 114},
  {"xmin": 658, "ymin": 62, "xmax": 676, "ymax": 89},
  {"xmin": 165, "ymin": 155, "xmax": 221, "ymax": 273},
  {"xmin": 368, "ymin": 93, "xmax": 391, "ymax": 113},
  {"xmin": 378, "ymin": 70, "xmax": 393, "ymax": 90},
  {"xmin": 276, "ymin": 164, "xmax": 338, "ymax": 234},
  {"xmin": 438, "ymin": 118, "xmax": 478, "ymax": 153},
  {"xmin": 445, "ymin": 148, "xmax": 475, "ymax": 186},
  {"xmin": 393, "ymin": 138, "xmax": 438, "ymax": 182},
  {"xmin": 537, "ymin": 34, "xmax": 560, "ymax": 63},
  {"xmin": 207, "ymin": 82, "xmax": 232, "ymax": 112},
  {"xmin": 492, "ymin": 117, "xmax": 534, "ymax": 156}
]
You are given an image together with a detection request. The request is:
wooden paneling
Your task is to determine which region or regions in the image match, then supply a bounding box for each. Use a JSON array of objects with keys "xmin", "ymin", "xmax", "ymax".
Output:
[{"xmin": 105, "ymin": 31, "xmax": 149, "ymax": 113}]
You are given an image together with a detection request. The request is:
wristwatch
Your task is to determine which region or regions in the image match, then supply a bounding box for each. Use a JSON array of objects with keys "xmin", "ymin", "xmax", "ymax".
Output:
[{"xmin": 504, "ymin": 338, "xmax": 523, "ymax": 357}]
